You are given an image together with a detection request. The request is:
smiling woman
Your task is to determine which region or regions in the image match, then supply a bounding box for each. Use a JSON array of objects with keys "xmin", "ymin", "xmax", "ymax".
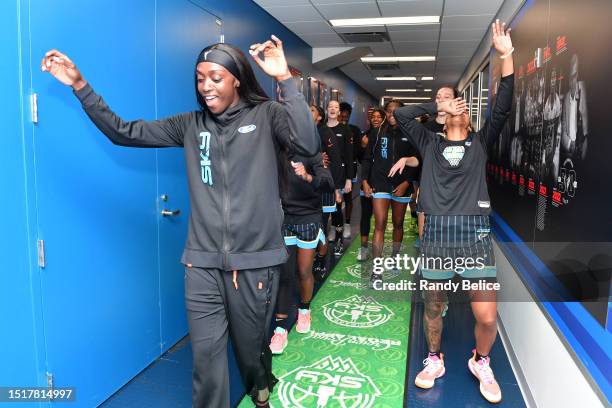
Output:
[{"xmin": 41, "ymin": 35, "xmax": 319, "ymax": 408}]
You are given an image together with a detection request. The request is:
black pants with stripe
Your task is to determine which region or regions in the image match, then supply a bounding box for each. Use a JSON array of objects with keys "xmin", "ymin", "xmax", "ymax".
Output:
[{"xmin": 185, "ymin": 266, "xmax": 280, "ymax": 407}]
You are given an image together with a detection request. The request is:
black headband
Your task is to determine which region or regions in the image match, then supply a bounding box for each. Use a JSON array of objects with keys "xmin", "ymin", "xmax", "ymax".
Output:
[{"xmin": 197, "ymin": 48, "xmax": 241, "ymax": 80}]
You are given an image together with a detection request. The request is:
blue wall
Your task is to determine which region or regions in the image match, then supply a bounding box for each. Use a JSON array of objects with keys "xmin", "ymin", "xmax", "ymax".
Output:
[
  {"xmin": 1, "ymin": 1, "xmax": 375, "ymax": 407},
  {"xmin": 0, "ymin": 0, "xmax": 44, "ymax": 399}
]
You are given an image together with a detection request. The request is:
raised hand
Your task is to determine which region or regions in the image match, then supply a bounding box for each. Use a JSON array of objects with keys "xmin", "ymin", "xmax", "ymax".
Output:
[
  {"xmin": 41, "ymin": 50, "xmax": 87, "ymax": 90},
  {"xmin": 438, "ymin": 98, "xmax": 467, "ymax": 116},
  {"xmin": 492, "ymin": 19, "xmax": 513, "ymax": 55},
  {"xmin": 249, "ymin": 35, "xmax": 291, "ymax": 81}
]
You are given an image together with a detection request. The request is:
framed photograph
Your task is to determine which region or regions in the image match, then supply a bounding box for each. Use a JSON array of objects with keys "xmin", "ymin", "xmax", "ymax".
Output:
[
  {"xmin": 319, "ymin": 81, "xmax": 328, "ymax": 108},
  {"xmin": 330, "ymin": 88, "xmax": 339, "ymax": 101},
  {"xmin": 308, "ymin": 77, "xmax": 319, "ymax": 106}
]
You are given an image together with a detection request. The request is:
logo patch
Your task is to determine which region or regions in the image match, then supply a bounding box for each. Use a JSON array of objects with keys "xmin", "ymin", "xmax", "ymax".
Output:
[
  {"xmin": 477, "ymin": 201, "xmax": 490, "ymax": 208},
  {"xmin": 465, "ymin": 141, "xmax": 472, "ymax": 146},
  {"xmin": 442, "ymin": 145, "xmax": 465, "ymax": 166},
  {"xmin": 277, "ymin": 355, "xmax": 382, "ymax": 407},
  {"xmin": 238, "ymin": 124, "xmax": 256, "ymax": 134},
  {"xmin": 322, "ymin": 295, "xmax": 394, "ymax": 328},
  {"xmin": 199, "ymin": 131, "xmax": 213, "ymax": 186}
]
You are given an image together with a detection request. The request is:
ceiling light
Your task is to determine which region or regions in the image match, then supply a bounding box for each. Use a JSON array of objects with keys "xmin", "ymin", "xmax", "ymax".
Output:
[
  {"xmin": 362, "ymin": 56, "xmax": 435, "ymax": 62},
  {"xmin": 330, "ymin": 16, "xmax": 439, "ymax": 27},
  {"xmin": 386, "ymin": 89, "xmax": 432, "ymax": 92},
  {"xmin": 383, "ymin": 96, "xmax": 432, "ymax": 100},
  {"xmin": 376, "ymin": 77, "xmax": 416, "ymax": 81},
  {"xmin": 420, "ymin": 76, "xmax": 434, "ymax": 80}
]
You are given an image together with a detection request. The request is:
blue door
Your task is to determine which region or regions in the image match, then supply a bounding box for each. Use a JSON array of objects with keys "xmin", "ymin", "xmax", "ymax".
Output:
[
  {"xmin": 30, "ymin": 1, "xmax": 161, "ymax": 406},
  {"xmin": 155, "ymin": 0, "xmax": 223, "ymax": 352}
]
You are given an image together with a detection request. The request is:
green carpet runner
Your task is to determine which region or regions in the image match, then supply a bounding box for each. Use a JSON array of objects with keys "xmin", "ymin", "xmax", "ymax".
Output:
[{"xmin": 240, "ymin": 214, "xmax": 418, "ymax": 407}]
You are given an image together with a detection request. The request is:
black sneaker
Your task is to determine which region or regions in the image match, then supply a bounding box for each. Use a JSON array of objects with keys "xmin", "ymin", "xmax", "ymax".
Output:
[
  {"xmin": 369, "ymin": 272, "xmax": 382, "ymax": 289},
  {"xmin": 333, "ymin": 239, "xmax": 344, "ymax": 256}
]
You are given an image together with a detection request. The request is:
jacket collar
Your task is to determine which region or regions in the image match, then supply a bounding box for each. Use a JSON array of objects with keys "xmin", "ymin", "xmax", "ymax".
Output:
[{"xmin": 210, "ymin": 99, "xmax": 250, "ymax": 127}]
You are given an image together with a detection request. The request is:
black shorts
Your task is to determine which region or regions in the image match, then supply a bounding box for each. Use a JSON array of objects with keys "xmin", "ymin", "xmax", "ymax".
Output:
[
  {"xmin": 283, "ymin": 222, "xmax": 325, "ymax": 249},
  {"xmin": 418, "ymin": 215, "xmax": 496, "ymax": 280}
]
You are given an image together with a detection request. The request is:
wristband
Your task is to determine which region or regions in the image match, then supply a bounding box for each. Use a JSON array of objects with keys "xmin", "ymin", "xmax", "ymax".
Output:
[{"xmin": 500, "ymin": 47, "xmax": 514, "ymax": 59}]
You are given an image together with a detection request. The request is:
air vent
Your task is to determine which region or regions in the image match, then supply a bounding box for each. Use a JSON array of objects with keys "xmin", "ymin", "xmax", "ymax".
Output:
[
  {"xmin": 339, "ymin": 32, "xmax": 390, "ymax": 43},
  {"xmin": 365, "ymin": 62, "xmax": 400, "ymax": 71}
]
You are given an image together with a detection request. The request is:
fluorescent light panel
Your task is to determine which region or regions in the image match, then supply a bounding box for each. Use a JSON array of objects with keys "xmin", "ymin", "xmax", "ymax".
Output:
[
  {"xmin": 362, "ymin": 56, "xmax": 435, "ymax": 62},
  {"xmin": 383, "ymin": 96, "xmax": 431, "ymax": 100},
  {"xmin": 376, "ymin": 77, "xmax": 434, "ymax": 81},
  {"xmin": 386, "ymin": 89, "xmax": 432, "ymax": 92},
  {"xmin": 330, "ymin": 16, "xmax": 439, "ymax": 27}
]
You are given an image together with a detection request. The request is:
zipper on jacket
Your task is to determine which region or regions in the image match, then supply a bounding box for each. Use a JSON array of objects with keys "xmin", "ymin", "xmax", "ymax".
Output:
[{"xmin": 219, "ymin": 130, "xmax": 231, "ymax": 269}]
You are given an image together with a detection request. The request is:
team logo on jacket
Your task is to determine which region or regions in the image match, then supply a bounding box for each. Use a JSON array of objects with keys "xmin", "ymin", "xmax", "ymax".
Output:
[
  {"xmin": 199, "ymin": 131, "xmax": 213, "ymax": 186},
  {"xmin": 442, "ymin": 145, "xmax": 465, "ymax": 166},
  {"xmin": 322, "ymin": 295, "xmax": 393, "ymax": 328},
  {"xmin": 276, "ymin": 355, "xmax": 381, "ymax": 408},
  {"xmin": 238, "ymin": 124, "xmax": 256, "ymax": 133}
]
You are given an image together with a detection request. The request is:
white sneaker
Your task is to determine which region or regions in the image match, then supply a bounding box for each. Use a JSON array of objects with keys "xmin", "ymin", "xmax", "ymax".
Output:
[
  {"xmin": 343, "ymin": 224, "xmax": 351, "ymax": 239},
  {"xmin": 357, "ymin": 247, "xmax": 368, "ymax": 261},
  {"xmin": 415, "ymin": 354, "xmax": 445, "ymax": 389},
  {"xmin": 327, "ymin": 227, "xmax": 336, "ymax": 242},
  {"xmin": 468, "ymin": 351, "xmax": 502, "ymax": 403}
]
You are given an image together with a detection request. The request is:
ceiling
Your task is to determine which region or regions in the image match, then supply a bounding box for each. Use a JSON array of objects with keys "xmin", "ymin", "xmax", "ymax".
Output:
[{"xmin": 253, "ymin": 0, "xmax": 504, "ymax": 102}]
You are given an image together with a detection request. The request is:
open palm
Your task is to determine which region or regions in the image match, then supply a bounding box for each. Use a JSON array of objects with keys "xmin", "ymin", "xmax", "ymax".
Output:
[{"xmin": 492, "ymin": 19, "xmax": 513, "ymax": 55}]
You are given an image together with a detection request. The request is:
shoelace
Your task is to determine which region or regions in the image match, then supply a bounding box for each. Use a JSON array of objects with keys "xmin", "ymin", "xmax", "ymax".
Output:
[
  {"xmin": 476, "ymin": 357, "xmax": 495, "ymax": 384},
  {"xmin": 422, "ymin": 357, "xmax": 441, "ymax": 374}
]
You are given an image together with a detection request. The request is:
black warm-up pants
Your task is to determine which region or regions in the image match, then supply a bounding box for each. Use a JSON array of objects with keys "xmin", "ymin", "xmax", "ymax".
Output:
[{"xmin": 185, "ymin": 266, "xmax": 280, "ymax": 407}]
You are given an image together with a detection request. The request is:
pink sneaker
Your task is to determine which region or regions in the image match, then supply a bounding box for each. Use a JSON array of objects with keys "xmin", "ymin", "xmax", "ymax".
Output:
[
  {"xmin": 269, "ymin": 327, "xmax": 288, "ymax": 354},
  {"xmin": 296, "ymin": 308, "xmax": 311, "ymax": 334},
  {"xmin": 468, "ymin": 350, "xmax": 502, "ymax": 403},
  {"xmin": 415, "ymin": 353, "xmax": 445, "ymax": 389}
]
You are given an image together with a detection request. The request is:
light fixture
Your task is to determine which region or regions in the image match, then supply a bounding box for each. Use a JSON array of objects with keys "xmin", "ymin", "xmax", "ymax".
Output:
[
  {"xmin": 376, "ymin": 77, "xmax": 416, "ymax": 81},
  {"xmin": 376, "ymin": 76, "xmax": 434, "ymax": 81},
  {"xmin": 383, "ymin": 96, "xmax": 432, "ymax": 100},
  {"xmin": 362, "ymin": 56, "xmax": 435, "ymax": 62},
  {"xmin": 386, "ymin": 89, "xmax": 432, "ymax": 92},
  {"xmin": 330, "ymin": 16, "xmax": 439, "ymax": 27}
]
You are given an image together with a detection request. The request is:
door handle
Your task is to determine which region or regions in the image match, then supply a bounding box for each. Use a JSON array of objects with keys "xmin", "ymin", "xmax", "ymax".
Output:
[{"xmin": 161, "ymin": 209, "xmax": 181, "ymax": 217}]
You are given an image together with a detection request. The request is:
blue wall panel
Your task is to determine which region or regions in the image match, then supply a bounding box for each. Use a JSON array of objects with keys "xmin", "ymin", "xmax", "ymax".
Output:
[
  {"xmin": 0, "ymin": 1, "xmax": 43, "ymax": 406},
  {"xmin": 28, "ymin": 1, "xmax": 162, "ymax": 406},
  {"xmin": 1, "ymin": 1, "xmax": 377, "ymax": 406}
]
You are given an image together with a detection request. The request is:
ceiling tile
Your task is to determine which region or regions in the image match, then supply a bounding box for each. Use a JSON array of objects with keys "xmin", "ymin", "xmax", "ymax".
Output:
[
  {"xmin": 316, "ymin": 2, "xmax": 381, "ymax": 19},
  {"xmin": 264, "ymin": 5, "xmax": 322, "ymax": 22},
  {"xmin": 393, "ymin": 41, "xmax": 437, "ymax": 54},
  {"xmin": 311, "ymin": 0, "xmax": 376, "ymax": 4},
  {"xmin": 437, "ymin": 44, "xmax": 479, "ymax": 57},
  {"xmin": 444, "ymin": 0, "xmax": 504, "ymax": 16},
  {"xmin": 441, "ymin": 14, "xmax": 495, "ymax": 30},
  {"xmin": 366, "ymin": 42, "xmax": 395, "ymax": 54},
  {"xmin": 388, "ymin": 28, "xmax": 439, "ymax": 42},
  {"xmin": 283, "ymin": 20, "xmax": 334, "ymax": 34},
  {"xmin": 440, "ymin": 28, "xmax": 488, "ymax": 41},
  {"xmin": 299, "ymin": 33, "xmax": 346, "ymax": 46},
  {"xmin": 378, "ymin": 0, "xmax": 443, "ymax": 17},
  {"xmin": 398, "ymin": 60, "xmax": 435, "ymax": 73},
  {"xmin": 254, "ymin": 0, "xmax": 311, "ymax": 6}
]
